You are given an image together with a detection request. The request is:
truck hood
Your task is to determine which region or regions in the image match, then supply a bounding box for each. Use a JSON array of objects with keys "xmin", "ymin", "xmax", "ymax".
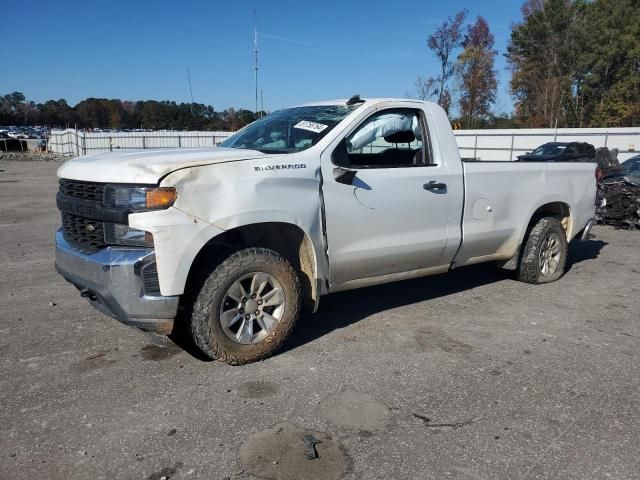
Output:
[{"xmin": 56, "ymin": 147, "xmax": 266, "ymax": 184}]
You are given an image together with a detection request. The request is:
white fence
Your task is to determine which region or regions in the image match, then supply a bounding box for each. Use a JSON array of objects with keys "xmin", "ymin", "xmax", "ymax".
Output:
[
  {"xmin": 455, "ymin": 127, "xmax": 640, "ymax": 162},
  {"xmin": 49, "ymin": 127, "xmax": 640, "ymax": 162},
  {"xmin": 48, "ymin": 129, "xmax": 234, "ymax": 156}
]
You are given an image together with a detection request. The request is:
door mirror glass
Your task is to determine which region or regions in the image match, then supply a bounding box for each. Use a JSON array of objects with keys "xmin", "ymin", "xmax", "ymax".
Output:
[{"xmin": 332, "ymin": 138, "xmax": 350, "ymax": 167}]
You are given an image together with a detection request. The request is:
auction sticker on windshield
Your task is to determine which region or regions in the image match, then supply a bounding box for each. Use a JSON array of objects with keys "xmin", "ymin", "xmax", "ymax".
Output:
[{"xmin": 294, "ymin": 121, "xmax": 328, "ymax": 133}]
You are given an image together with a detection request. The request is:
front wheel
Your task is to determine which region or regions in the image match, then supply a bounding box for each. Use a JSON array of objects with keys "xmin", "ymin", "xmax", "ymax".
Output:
[
  {"xmin": 190, "ymin": 248, "xmax": 301, "ymax": 365},
  {"xmin": 517, "ymin": 217, "xmax": 568, "ymax": 284}
]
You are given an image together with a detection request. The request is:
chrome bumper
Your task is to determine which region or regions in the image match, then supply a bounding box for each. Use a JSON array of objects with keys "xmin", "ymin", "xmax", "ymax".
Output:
[{"xmin": 54, "ymin": 229, "xmax": 178, "ymax": 334}]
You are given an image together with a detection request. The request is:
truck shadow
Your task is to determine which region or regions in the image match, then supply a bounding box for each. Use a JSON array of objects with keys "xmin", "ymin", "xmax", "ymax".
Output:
[
  {"xmin": 284, "ymin": 264, "xmax": 508, "ymax": 353},
  {"xmin": 283, "ymin": 238, "xmax": 607, "ymax": 353},
  {"xmin": 170, "ymin": 239, "xmax": 606, "ymax": 361},
  {"xmin": 566, "ymin": 238, "xmax": 607, "ymax": 272}
]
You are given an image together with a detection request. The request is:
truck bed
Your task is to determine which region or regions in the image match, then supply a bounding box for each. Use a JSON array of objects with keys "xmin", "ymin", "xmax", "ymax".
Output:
[{"xmin": 453, "ymin": 160, "xmax": 597, "ymax": 267}]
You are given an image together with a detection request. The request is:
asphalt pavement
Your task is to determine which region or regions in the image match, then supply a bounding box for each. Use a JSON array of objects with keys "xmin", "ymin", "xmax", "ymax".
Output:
[{"xmin": 1, "ymin": 160, "xmax": 639, "ymax": 480}]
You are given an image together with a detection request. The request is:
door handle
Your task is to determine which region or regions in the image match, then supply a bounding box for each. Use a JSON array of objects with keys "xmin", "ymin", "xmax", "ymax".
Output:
[{"xmin": 423, "ymin": 181, "xmax": 447, "ymax": 192}]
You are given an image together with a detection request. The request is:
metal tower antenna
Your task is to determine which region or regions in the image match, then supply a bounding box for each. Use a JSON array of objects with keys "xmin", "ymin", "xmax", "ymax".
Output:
[
  {"xmin": 253, "ymin": 11, "xmax": 259, "ymax": 114},
  {"xmin": 187, "ymin": 68, "xmax": 194, "ymax": 104}
]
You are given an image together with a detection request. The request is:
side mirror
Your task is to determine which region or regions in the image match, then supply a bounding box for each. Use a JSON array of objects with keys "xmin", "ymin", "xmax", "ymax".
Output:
[
  {"xmin": 332, "ymin": 138, "xmax": 350, "ymax": 167},
  {"xmin": 333, "ymin": 166, "xmax": 357, "ymax": 185}
]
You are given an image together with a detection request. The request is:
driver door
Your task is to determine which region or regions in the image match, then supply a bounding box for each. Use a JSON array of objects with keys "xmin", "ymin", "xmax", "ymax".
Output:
[{"xmin": 320, "ymin": 105, "xmax": 460, "ymax": 287}]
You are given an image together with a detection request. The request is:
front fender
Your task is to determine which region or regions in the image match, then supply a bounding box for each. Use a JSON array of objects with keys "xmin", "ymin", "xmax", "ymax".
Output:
[
  {"xmin": 132, "ymin": 159, "xmax": 327, "ymax": 298},
  {"xmin": 129, "ymin": 207, "xmax": 225, "ymax": 296}
]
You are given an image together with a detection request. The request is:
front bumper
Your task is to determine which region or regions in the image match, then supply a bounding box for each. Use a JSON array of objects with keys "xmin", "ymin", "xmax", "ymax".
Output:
[{"xmin": 54, "ymin": 229, "xmax": 179, "ymax": 334}]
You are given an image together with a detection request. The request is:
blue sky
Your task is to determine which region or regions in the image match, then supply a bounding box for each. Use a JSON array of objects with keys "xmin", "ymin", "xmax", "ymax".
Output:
[{"xmin": 1, "ymin": 0, "xmax": 522, "ymax": 114}]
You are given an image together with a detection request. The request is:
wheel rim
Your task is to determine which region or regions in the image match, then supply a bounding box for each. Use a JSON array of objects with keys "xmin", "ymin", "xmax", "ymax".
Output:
[
  {"xmin": 218, "ymin": 272, "xmax": 286, "ymax": 345},
  {"xmin": 538, "ymin": 232, "xmax": 562, "ymax": 277}
]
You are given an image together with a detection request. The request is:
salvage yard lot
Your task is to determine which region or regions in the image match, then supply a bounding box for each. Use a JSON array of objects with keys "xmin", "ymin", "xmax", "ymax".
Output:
[{"xmin": 1, "ymin": 160, "xmax": 639, "ymax": 480}]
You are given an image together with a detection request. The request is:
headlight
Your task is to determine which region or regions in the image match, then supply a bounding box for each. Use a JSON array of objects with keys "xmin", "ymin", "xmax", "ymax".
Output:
[
  {"xmin": 102, "ymin": 185, "xmax": 175, "ymax": 247},
  {"xmin": 104, "ymin": 186, "xmax": 177, "ymax": 211},
  {"xmin": 104, "ymin": 223, "xmax": 154, "ymax": 247}
]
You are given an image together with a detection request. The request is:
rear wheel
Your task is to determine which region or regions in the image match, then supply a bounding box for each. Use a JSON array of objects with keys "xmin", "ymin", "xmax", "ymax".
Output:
[
  {"xmin": 517, "ymin": 217, "xmax": 568, "ymax": 284},
  {"xmin": 190, "ymin": 248, "xmax": 301, "ymax": 365}
]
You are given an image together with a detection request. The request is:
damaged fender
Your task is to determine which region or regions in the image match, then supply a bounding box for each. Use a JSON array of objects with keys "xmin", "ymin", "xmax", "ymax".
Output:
[{"xmin": 139, "ymin": 159, "xmax": 329, "ymax": 300}]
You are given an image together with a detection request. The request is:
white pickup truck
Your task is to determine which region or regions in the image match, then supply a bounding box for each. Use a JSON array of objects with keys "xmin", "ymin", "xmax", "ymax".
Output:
[{"xmin": 55, "ymin": 97, "xmax": 596, "ymax": 364}]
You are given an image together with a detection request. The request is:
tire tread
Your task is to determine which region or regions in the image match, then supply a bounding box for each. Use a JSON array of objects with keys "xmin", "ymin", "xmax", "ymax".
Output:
[
  {"xmin": 517, "ymin": 216, "xmax": 568, "ymax": 284},
  {"xmin": 190, "ymin": 248, "xmax": 301, "ymax": 365}
]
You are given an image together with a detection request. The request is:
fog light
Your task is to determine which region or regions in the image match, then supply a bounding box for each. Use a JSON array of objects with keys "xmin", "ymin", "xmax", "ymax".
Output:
[{"xmin": 104, "ymin": 223, "xmax": 153, "ymax": 247}]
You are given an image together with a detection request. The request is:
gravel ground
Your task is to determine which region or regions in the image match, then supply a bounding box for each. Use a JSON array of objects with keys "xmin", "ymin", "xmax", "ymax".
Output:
[
  {"xmin": 1, "ymin": 161, "xmax": 639, "ymax": 480},
  {"xmin": 0, "ymin": 151, "xmax": 68, "ymax": 162}
]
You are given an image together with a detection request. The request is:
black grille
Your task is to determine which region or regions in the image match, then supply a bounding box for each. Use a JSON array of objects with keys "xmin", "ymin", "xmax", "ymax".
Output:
[
  {"xmin": 61, "ymin": 212, "xmax": 106, "ymax": 252},
  {"xmin": 141, "ymin": 262, "xmax": 161, "ymax": 296},
  {"xmin": 59, "ymin": 179, "xmax": 105, "ymax": 203}
]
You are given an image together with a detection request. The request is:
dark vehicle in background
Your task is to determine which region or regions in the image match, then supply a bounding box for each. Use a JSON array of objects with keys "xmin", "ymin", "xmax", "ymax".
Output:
[
  {"xmin": 517, "ymin": 142, "xmax": 596, "ymax": 162},
  {"xmin": 596, "ymin": 150, "xmax": 640, "ymax": 229},
  {"xmin": 598, "ymin": 154, "xmax": 640, "ymax": 183},
  {"xmin": 621, "ymin": 155, "xmax": 640, "ymax": 178}
]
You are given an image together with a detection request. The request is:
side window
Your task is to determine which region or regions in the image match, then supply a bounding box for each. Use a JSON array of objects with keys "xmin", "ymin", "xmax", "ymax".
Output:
[{"xmin": 342, "ymin": 109, "xmax": 430, "ymax": 168}]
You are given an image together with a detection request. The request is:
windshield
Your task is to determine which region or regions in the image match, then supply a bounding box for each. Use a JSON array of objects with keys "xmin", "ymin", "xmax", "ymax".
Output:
[
  {"xmin": 220, "ymin": 105, "xmax": 361, "ymax": 154},
  {"xmin": 531, "ymin": 143, "xmax": 567, "ymax": 156}
]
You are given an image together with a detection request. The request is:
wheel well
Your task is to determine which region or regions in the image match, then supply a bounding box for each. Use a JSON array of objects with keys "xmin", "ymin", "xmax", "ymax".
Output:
[
  {"xmin": 499, "ymin": 202, "xmax": 571, "ymax": 271},
  {"xmin": 530, "ymin": 202, "xmax": 572, "ymax": 239},
  {"xmin": 184, "ymin": 222, "xmax": 318, "ymax": 311}
]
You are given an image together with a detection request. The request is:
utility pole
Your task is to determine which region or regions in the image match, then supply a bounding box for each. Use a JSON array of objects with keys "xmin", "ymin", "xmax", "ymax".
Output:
[{"xmin": 253, "ymin": 10, "xmax": 259, "ymax": 115}]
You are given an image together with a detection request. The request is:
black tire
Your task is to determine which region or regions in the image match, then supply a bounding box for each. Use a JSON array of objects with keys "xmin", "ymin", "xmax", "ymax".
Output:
[
  {"xmin": 190, "ymin": 248, "xmax": 301, "ymax": 365},
  {"xmin": 517, "ymin": 216, "xmax": 568, "ymax": 284}
]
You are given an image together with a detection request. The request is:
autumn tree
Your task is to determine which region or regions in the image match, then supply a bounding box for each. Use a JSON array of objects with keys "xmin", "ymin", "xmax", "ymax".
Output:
[
  {"xmin": 456, "ymin": 16, "xmax": 497, "ymax": 128},
  {"xmin": 427, "ymin": 10, "xmax": 467, "ymax": 113},
  {"xmin": 0, "ymin": 91, "xmax": 263, "ymax": 130},
  {"xmin": 38, "ymin": 99, "xmax": 75, "ymax": 128}
]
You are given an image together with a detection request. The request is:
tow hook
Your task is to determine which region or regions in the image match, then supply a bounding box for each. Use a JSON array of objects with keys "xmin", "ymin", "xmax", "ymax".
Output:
[{"xmin": 80, "ymin": 289, "xmax": 98, "ymax": 301}]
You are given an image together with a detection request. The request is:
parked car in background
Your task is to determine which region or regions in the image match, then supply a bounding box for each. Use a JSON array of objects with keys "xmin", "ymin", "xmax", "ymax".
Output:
[
  {"xmin": 597, "ymin": 152, "xmax": 640, "ymax": 183},
  {"xmin": 517, "ymin": 142, "xmax": 596, "ymax": 162},
  {"xmin": 621, "ymin": 155, "xmax": 640, "ymax": 178}
]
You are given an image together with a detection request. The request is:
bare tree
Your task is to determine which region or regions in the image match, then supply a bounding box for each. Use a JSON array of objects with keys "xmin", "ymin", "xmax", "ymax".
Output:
[
  {"xmin": 414, "ymin": 76, "xmax": 438, "ymax": 101},
  {"xmin": 521, "ymin": 0, "xmax": 545, "ymax": 18},
  {"xmin": 427, "ymin": 10, "xmax": 467, "ymax": 112}
]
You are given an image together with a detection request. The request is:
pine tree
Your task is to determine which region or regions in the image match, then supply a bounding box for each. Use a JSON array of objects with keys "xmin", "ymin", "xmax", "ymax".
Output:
[
  {"xmin": 575, "ymin": 0, "xmax": 640, "ymax": 127},
  {"xmin": 506, "ymin": 0, "xmax": 579, "ymax": 127}
]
